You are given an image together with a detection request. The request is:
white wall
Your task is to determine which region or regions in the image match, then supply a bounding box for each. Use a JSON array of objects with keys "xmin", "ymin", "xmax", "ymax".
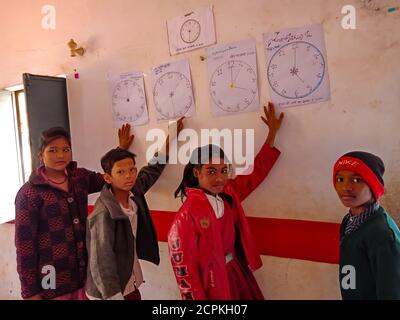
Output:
[{"xmin": 0, "ymin": 0, "xmax": 399, "ymax": 299}]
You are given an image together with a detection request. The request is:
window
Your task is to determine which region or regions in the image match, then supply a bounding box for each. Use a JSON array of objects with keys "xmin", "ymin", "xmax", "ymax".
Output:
[
  {"xmin": 0, "ymin": 89, "xmax": 26, "ymax": 223},
  {"xmin": 1, "ymin": 74, "xmax": 68, "ymax": 223},
  {"xmin": 14, "ymin": 90, "xmax": 32, "ymax": 182}
]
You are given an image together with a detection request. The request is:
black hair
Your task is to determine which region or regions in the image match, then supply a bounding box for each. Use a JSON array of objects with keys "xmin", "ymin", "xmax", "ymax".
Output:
[
  {"xmin": 174, "ymin": 144, "xmax": 229, "ymax": 200},
  {"xmin": 101, "ymin": 148, "xmax": 137, "ymax": 174},
  {"xmin": 38, "ymin": 127, "xmax": 71, "ymax": 155}
]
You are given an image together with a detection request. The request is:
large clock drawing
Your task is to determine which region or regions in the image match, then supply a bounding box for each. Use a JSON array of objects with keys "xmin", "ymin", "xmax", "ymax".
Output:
[
  {"xmin": 210, "ymin": 60, "xmax": 258, "ymax": 112},
  {"xmin": 180, "ymin": 19, "xmax": 201, "ymax": 44},
  {"xmin": 267, "ymin": 41, "xmax": 325, "ymax": 99},
  {"xmin": 153, "ymin": 72, "xmax": 193, "ymax": 120},
  {"xmin": 112, "ymin": 79, "xmax": 146, "ymax": 122}
]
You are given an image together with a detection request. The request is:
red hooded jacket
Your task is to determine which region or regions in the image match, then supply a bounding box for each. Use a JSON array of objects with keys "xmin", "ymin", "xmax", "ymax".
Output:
[{"xmin": 168, "ymin": 143, "xmax": 281, "ymax": 299}]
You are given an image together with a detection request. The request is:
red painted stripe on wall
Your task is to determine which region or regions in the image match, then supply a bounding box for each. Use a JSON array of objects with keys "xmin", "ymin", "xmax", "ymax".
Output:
[
  {"xmin": 248, "ymin": 216, "xmax": 340, "ymax": 264},
  {"xmin": 88, "ymin": 206, "xmax": 340, "ymax": 264}
]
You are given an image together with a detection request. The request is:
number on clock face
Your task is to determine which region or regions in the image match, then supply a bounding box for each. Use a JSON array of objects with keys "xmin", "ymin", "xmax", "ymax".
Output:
[
  {"xmin": 112, "ymin": 79, "xmax": 145, "ymax": 122},
  {"xmin": 180, "ymin": 19, "xmax": 201, "ymax": 44},
  {"xmin": 153, "ymin": 72, "xmax": 193, "ymax": 120},
  {"xmin": 210, "ymin": 60, "xmax": 258, "ymax": 112},
  {"xmin": 267, "ymin": 41, "xmax": 325, "ymax": 99}
]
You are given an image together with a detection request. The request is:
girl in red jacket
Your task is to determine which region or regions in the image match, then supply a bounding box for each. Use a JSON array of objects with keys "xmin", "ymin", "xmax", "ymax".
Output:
[{"xmin": 168, "ymin": 102, "xmax": 284, "ymax": 300}]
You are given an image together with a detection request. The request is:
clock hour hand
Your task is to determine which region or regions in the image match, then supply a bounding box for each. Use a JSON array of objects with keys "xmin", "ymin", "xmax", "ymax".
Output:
[
  {"xmin": 295, "ymin": 73, "xmax": 305, "ymax": 83},
  {"xmin": 233, "ymin": 68, "xmax": 241, "ymax": 83},
  {"xmin": 290, "ymin": 66, "xmax": 305, "ymax": 83},
  {"xmin": 125, "ymin": 84, "xmax": 130, "ymax": 101}
]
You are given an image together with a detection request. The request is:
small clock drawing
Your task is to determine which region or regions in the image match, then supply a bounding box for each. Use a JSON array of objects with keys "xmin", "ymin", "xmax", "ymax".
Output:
[
  {"xmin": 210, "ymin": 60, "xmax": 258, "ymax": 112},
  {"xmin": 153, "ymin": 72, "xmax": 193, "ymax": 120},
  {"xmin": 180, "ymin": 19, "xmax": 201, "ymax": 44},
  {"xmin": 267, "ymin": 41, "xmax": 325, "ymax": 99},
  {"xmin": 112, "ymin": 79, "xmax": 146, "ymax": 122}
]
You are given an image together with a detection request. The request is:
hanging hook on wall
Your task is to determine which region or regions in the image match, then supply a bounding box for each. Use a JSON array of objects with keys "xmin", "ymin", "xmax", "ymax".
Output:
[{"xmin": 68, "ymin": 39, "xmax": 85, "ymax": 57}]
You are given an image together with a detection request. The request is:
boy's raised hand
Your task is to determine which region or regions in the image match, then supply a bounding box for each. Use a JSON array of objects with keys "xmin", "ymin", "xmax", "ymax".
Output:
[
  {"xmin": 118, "ymin": 123, "xmax": 134, "ymax": 150},
  {"xmin": 166, "ymin": 117, "xmax": 185, "ymax": 155},
  {"xmin": 261, "ymin": 102, "xmax": 284, "ymax": 147},
  {"xmin": 176, "ymin": 116, "xmax": 185, "ymax": 136}
]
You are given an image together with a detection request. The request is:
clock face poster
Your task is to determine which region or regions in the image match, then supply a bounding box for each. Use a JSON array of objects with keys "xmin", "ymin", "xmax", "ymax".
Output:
[
  {"xmin": 151, "ymin": 59, "xmax": 195, "ymax": 121},
  {"xmin": 263, "ymin": 24, "xmax": 331, "ymax": 108},
  {"xmin": 206, "ymin": 38, "xmax": 259, "ymax": 117},
  {"xmin": 166, "ymin": 5, "xmax": 216, "ymax": 55},
  {"xmin": 108, "ymin": 71, "xmax": 149, "ymax": 127}
]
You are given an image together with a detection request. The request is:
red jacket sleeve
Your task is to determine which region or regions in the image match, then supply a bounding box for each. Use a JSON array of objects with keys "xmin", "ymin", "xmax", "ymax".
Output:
[
  {"xmin": 227, "ymin": 143, "xmax": 281, "ymax": 202},
  {"xmin": 168, "ymin": 211, "xmax": 206, "ymax": 300}
]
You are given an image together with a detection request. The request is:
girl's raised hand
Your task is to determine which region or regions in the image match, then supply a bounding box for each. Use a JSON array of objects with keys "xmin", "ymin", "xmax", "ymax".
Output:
[{"xmin": 261, "ymin": 102, "xmax": 284, "ymax": 147}]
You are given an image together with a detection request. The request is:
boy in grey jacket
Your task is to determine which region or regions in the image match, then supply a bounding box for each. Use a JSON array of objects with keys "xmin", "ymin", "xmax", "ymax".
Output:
[{"xmin": 85, "ymin": 119, "xmax": 183, "ymax": 299}]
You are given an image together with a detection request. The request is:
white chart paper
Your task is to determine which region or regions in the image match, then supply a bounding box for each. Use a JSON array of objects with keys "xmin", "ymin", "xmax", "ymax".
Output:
[
  {"xmin": 264, "ymin": 24, "xmax": 330, "ymax": 108},
  {"xmin": 206, "ymin": 38, "xmax": 259, "ymax": 117},
  {"xmin": 108, "ymin": 71, "xmax": 149, "ymax": 127},
  {"xmin": 151, "ymin": 59, "xmax": 195, "ymax": 121},
  {"xmin": 167, "ymin": 5, "xmax": 216, "ymax": 55}
]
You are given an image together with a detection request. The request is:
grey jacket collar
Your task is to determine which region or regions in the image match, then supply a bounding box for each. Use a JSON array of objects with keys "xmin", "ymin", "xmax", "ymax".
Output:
[{"xmin": 99, "ymin": 184, "xmax": 132, "ymax": 220}]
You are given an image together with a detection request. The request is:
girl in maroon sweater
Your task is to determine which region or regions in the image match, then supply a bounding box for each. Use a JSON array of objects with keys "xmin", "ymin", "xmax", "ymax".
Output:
[{"xmin": 15, "ymin": 125, "xmax": 132, "ymax": 300}]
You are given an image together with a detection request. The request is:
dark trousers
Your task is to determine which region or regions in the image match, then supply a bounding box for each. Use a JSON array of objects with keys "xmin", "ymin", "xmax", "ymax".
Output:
[{"xmin": 124, "ymin": 289, "xmax": 141, "ymax": 300}]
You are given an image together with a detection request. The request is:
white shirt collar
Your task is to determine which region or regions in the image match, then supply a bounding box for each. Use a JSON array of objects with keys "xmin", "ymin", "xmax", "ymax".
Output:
[{"xmin": 205, "ymin": 193, "xmax": 225, "ymax": 219}]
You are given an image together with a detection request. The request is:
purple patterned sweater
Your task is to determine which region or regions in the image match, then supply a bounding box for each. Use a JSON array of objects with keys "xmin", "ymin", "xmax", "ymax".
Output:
[{"xmin": 14, "ymin": 161, "xmax": 104, "ymax": 299}]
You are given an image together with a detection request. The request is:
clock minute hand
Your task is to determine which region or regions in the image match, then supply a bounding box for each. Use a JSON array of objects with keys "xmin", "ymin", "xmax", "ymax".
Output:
[
  {"xmin": 170, "ymin": 96, "xmax": 176, "ymax": 116},
  {"xmin": 233, "ymin": 85, "xmax": 250, "ymax": 91},
  {"xmin": 172, "ymin": 80, "xmax": 181, "ymax": 93}
]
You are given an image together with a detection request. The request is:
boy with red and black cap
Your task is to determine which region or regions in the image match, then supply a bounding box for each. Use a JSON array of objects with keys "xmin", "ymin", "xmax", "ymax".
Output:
[{"xmin": 333, "ymin": 151, "xmax": 400, "ymax": 300}]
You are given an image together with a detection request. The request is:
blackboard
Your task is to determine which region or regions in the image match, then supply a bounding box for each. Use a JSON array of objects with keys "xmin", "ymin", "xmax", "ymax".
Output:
[{"xmin": 23, "ymin": 73, "xmax": 70, "ymax": 170}]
